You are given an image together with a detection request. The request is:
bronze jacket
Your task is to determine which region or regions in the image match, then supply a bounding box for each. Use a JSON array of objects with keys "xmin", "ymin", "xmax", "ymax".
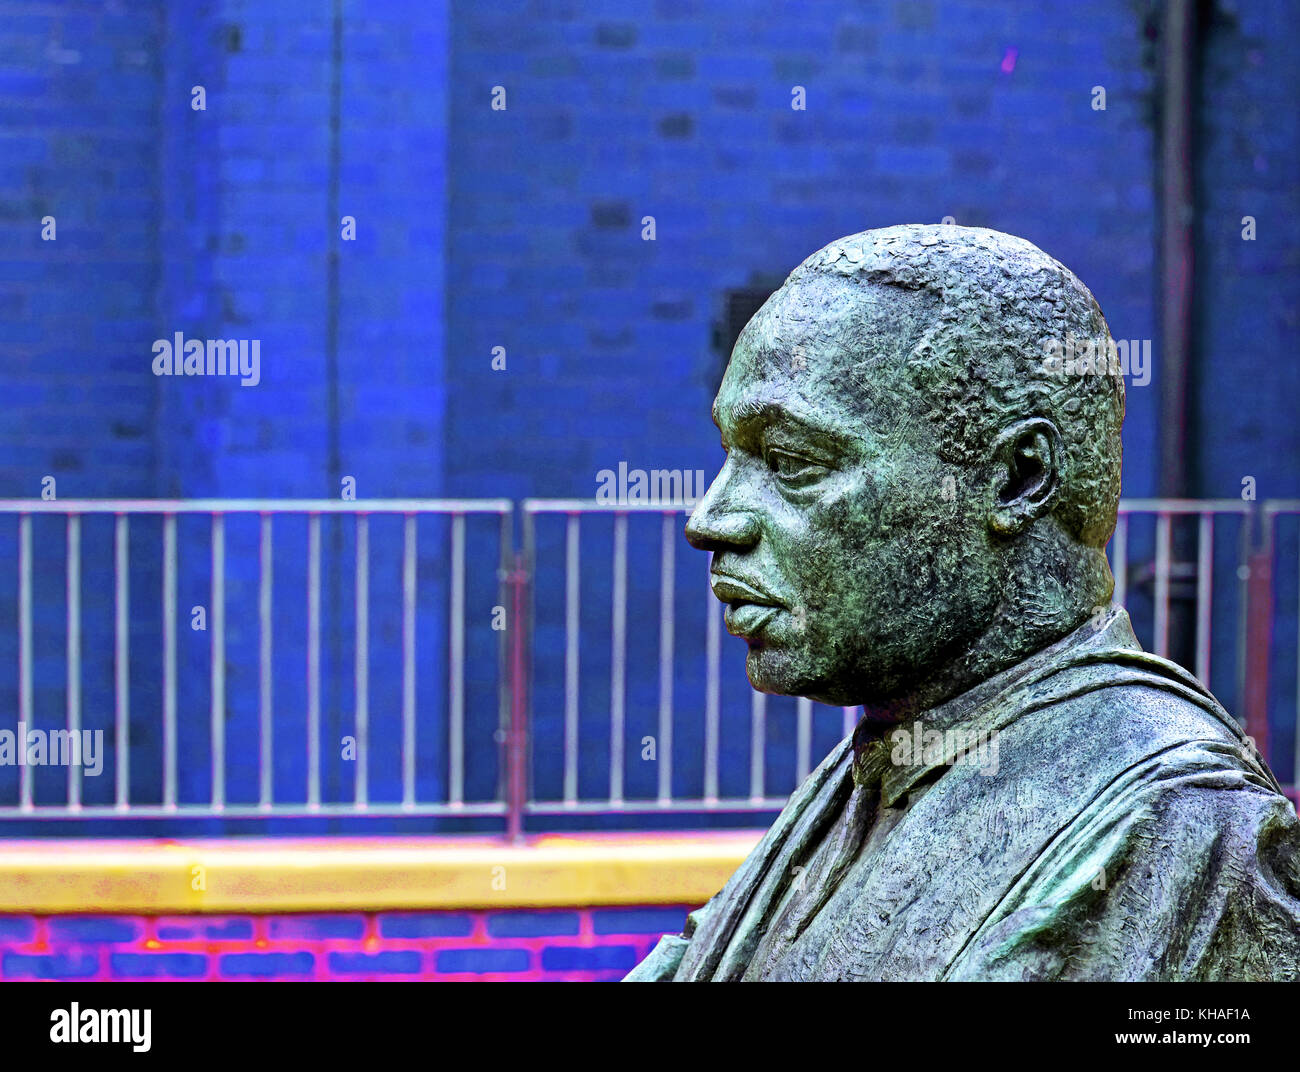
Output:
[{"xmin": 625, "ymin": 606, "xmax": 1300, "ymax": 981}]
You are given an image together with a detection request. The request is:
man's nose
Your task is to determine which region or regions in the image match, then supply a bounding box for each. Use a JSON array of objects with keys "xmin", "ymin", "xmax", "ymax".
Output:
[{"xmin": 685, "ymin": 458, "xmax": 761, "ymax": 552}]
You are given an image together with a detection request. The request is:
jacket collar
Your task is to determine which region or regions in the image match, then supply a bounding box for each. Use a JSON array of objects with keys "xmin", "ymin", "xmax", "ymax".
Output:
[{"xmin": 851, "ymin": 606, "xmax": 1141, "ymax": 807}]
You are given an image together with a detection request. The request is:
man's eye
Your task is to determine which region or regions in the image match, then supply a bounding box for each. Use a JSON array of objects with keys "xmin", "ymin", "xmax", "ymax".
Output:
[{"xmin": 766, "ymin": 449, "xmax": 825, "ymax": 486}]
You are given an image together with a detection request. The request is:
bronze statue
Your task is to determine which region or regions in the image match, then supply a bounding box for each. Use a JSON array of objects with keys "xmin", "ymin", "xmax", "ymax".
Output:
[{"xmin": 625, "ymin": 224, "xmax": 1300, "ymax": 981}]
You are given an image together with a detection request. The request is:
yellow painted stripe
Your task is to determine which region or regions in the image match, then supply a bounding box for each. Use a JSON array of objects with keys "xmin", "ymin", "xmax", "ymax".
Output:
[{"xmin": 0, "ymin": 832, "xmax": 762, "ymax": 914}]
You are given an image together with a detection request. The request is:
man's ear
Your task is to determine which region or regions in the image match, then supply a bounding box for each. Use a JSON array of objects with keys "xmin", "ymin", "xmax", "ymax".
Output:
[{"xmin": 987, "ymin": 417, "xmax": 1064, "ymax": 537}]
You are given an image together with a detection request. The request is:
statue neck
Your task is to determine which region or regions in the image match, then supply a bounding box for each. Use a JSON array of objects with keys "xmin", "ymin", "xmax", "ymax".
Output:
[{"xmin": 858, "ymin": 526, "xmax": 1114, "ymax": 728}]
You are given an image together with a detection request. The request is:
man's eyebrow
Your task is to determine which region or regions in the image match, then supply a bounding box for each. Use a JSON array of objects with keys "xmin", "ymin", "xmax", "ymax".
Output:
[{"xmin": 717, "ymin": 397, "xmax": 852, "ymax": 445}]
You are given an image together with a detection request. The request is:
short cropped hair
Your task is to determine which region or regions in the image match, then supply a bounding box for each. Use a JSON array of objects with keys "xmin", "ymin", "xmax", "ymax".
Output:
[{"xmin": 783, "ymin": 224, "xmax": 1125, "ymax": 548}]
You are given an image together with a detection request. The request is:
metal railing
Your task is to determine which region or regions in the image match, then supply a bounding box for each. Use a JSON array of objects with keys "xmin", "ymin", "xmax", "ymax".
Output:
[
  {"xmin": 0, "ymin": 499, "xmax": 513, "ymax": 820},
  {"xmin": 1, "ymin": 497, "xmax": 1297, "ymax": 836}
]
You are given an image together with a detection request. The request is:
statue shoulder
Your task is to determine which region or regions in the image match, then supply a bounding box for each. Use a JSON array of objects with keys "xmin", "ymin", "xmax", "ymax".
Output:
[{"xmin": 1017, "ymin": 654, "xmax": 1255, "ymax": 773}]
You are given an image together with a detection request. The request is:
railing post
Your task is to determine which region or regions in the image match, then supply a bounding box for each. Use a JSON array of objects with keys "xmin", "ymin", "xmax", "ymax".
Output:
[
  {"xmin": 1241, "ymin": 504, "xmax": 1274, "ymax": 764},
  {"xmin": 505, "ymin": 551, "xmax": 530, "ymax": 844}
]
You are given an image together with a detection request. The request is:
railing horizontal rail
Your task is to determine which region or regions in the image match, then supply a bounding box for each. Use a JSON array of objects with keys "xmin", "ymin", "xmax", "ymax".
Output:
[
  {"xmin": 525, "ymin": 798, "xmax": 792, "ymax": 815},
  {"xmin": 1113, "ymin": 498, "xmax": 1253, "ymax": 514},
  {"xmin": 0, "ymin": 499, "xmax": 513, "ymax": 514},
  {"xmin": 0, "ymin": 804, "xmax": 507, "ymax": 819},
  {"xmin": 522, "ymin": 497, "xmax": 1260, "ymax": 515},
  {"xmin": 522, "ymin": 499, "xmax": 692, "ymax": 514}
]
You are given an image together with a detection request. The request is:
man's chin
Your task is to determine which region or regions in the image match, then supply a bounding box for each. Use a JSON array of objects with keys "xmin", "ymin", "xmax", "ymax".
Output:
[{"xmin": 744, "ymin": 648, "xmax": 841, "ymax": 704}]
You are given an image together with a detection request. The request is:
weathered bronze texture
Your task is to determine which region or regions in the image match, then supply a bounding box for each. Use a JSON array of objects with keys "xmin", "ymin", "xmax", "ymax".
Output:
[{"xmin": 625, "ymin": 225, "xmax": 1300, "ymax": 981}]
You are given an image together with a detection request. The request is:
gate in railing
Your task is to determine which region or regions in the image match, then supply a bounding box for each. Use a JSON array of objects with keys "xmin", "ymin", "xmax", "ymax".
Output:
[{"xmin": 0, "ymin": 498, "xmax": 1297, "ymax": 837}]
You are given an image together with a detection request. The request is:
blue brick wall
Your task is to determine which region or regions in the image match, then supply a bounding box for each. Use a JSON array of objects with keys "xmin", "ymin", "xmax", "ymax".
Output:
[
  {"xmin": 328, "ymin": 950, "xmax": 422, "ymax": 975},
  {"xmin": 111, "ymin": 951, "xmax": 207, "ymax": 978},
  {"xmin": 446, "ymin": 0, "xmax": 1159, "ymax": 504},
  {"xmin": 378, "ymin": 911, "xmax": 474, "ymax": 939},
  {"xmin": 0, "ymin": 907, "xmax": 689, "ymax": 980},
  {"xmin": 1196, "ymin": 0, "xmax": 1300, "ymax": 500},
  {"xmin": 220, "ymin": 951, "xmax": 315, "ymax": 978},
  {"xmin": 48, "ymin": 916, "xmax": 143, "ymax": 943},
  {"xmin": 268, "ymin": 913, "xmax": 366, "ymax": 941},
  {"xmin": 0, "ymin": 4, "xmax": 162, "ymax": 500},
  {"xmin": 1195, "ymin": 0, "xmax": 1300, "ymax": 776},
  {"xmin": 3, "ymin": 951, "xmax": 101, "ymax": 980},
  {"xmin": 486, "ymin": 909, "xmax": 580, "ymax": 938},
  {"xmin": 156, "ymin": 917, "xmax": 254, "ymax": 941}
]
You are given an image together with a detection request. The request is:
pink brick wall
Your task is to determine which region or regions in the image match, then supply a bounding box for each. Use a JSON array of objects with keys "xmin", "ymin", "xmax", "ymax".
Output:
[{"xmin": 0, "ymin": 907, "xmax": 689, "ymax": 981}]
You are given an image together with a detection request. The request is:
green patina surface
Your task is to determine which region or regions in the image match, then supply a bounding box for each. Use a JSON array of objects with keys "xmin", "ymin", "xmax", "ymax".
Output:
[{"xmin": 625, "ymin": 225, "xmax": 1300, "ymax": 982}]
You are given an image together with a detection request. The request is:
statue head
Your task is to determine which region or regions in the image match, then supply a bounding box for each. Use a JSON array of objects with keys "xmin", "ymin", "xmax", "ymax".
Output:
[{"xmin": 685, "ymin": 224, "xmax": 1125, "ymax": 717}]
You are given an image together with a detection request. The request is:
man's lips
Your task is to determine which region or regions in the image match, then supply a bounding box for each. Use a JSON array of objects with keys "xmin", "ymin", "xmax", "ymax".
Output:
[
  {"xmin": 709, "ymin": 574, "xmax": 782, "ymax": 607},
  {"xmin": 710, "ymin": 574, "xmax": 785, "ymax": 638}
]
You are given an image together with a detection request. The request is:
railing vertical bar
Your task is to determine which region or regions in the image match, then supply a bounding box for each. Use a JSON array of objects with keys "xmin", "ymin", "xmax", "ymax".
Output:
[
  {"xmin": 1112, "ymin": 513, "xmax": 1128, "ymax": 609},
  {"xmin": 610, "ymin": 512, "xmax": 628, "ymax": 805},
  {"xmin": 749, "ymin": 690, "xmax": 766, "ymax": 803},
  {"xmin": 796, "ymin": 697, "xmax": 812, "ymax": 782},
  {"xmin": 354, "ymin": 513, "xmax": 369, "ymax": 808},
  {"xmin": 1154, "ymin": 511, "xmax": 1172, "ymax": 657},
  {"xmin": 17, "ymin": 512, "xmax": 32, "ymax": 811},
  {"xmin": 306, "ymin": 513, "xmax": 321, "ymax": 809},
  {"xmin": 1195, "ymin": 512, "xmax": 1213, "ymax": 687},
  {"xmin": 704, "ymin": 563, "xmax": 721, "ymax": 804},
  {"xmin": 1242, "ymin": 508, "xmax": 1274, "ymax": 762},
  {"xmin": 114, "ymin": 513, "xmax": 129, "ymax": 810},
  {"xmin": 563, "ymin": 513, "xmax": 580, "ymax": 805},
  {"xmin": 66, "ymin": 514, "xmax": 81, "ymax": 809},
  {"xmin": 449, "ymin": 512, "xmax": 466, "ymax": 807},
  {"xmin": 1235, "ymin": 513, "xmax": 1251, "ymax": 738},
  {"xmin": 162, "ymin": 513, "xmax": 177, "ymax": 810},
  {"xmin": 505, "ymin": 509, "xmax": 521, "ymax": 823},
  {"xmin": 401, "ymin": 513, "xmax": 417, "ymax": 809},
  {"xmin": 210, "ymin": 513, "xmax": 224, "ymax": 811},
  {"xmin": 258, "ymin": 513, "xmax": 273, "ymax": 811},
  {"xmin": 506, "ymin": 550, "xmax": 529, "ymax": 842},
  {"xmin": 657, "ymin": 513, "xmax": 676, "ymax": 804}
]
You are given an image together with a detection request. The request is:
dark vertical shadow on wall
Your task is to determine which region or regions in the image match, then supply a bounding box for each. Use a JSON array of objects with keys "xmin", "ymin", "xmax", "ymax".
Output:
[{"xmin": 1157, "ymin": 0, "xmax": 1199, "ymax": 674}]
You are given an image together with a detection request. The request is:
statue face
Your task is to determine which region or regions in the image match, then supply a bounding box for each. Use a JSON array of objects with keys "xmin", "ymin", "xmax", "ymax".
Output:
[{"xmin": 686, "ymin": 277, "xmax": 1002, "ymax": 709}]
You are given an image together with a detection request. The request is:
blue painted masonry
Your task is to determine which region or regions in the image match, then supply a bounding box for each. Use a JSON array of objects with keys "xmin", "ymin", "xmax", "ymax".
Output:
[{"xmin": 0, "ymin": 0, "xmax": 1296, "ymax": 831}]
